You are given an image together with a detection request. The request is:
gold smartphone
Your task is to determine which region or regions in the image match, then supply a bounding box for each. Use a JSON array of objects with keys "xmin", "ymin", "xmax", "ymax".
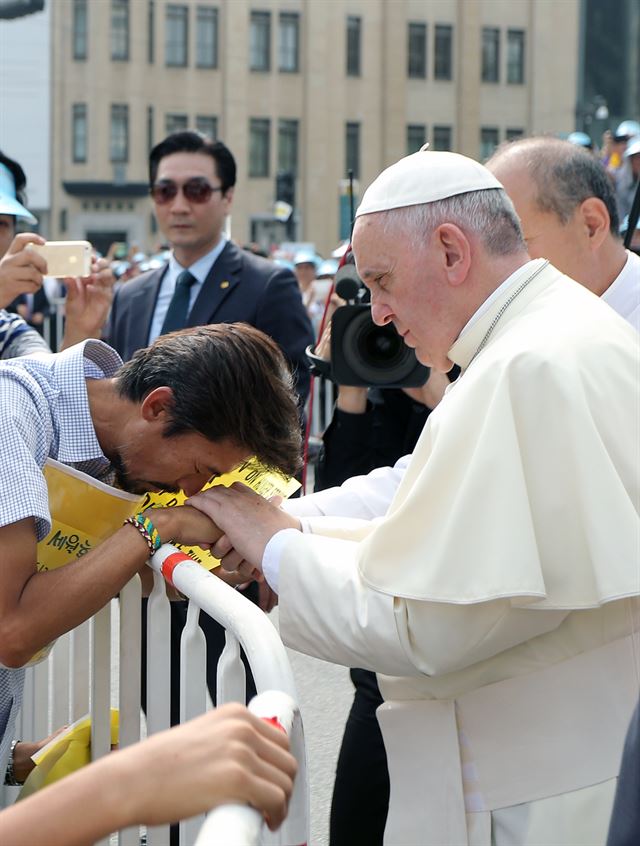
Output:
[{"xmin": 27, "ymin": 240, "xmax": 92, "ymax": 278}]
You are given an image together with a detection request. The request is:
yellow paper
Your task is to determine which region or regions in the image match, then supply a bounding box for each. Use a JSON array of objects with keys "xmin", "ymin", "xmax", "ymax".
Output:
[
  {"xmin": 38, "ymin": 457, "xmax": 299, "ymax": 574},
  {"xmin": 137, "ymin": 457, "xmax": 300, "ymax": 569},
  {"xmin": 18, "ymin": 710, "xmax": 119, "ymax": 799},
  {"xmin": 38, "ymin": 459, "xmax": 140, "ymax": 574}
]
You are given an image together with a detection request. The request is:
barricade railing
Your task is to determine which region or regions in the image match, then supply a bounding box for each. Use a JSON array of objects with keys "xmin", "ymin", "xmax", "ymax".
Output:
[{"xmin": 10, "ymin": 545, "xmax": 308, "ymax": 846}]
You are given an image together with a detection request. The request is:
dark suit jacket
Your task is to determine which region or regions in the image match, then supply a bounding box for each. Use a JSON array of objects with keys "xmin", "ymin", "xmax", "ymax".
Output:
[
  {"xmin": 607, "ymin": 700, "xmax": 640, "ymax": 846},
  {"xmin": 104, "ymin": 240, "xmax": 314, "ymax": 405}
]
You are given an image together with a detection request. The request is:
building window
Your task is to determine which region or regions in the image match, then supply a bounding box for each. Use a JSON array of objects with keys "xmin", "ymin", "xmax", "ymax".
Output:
[
  {"xmin": 147, "ymin": 105, "xmax": 154, "ymax": 152},
  {"xmin": 278, "ymin": 119, "xmax": 299, "ymax": 176},
  {"xmin": 148, "ymin": 0, "xmax": 155, "ymax": 63},
  {"xmin": 407, "ymin": 124, "xmax": 426, "ymax": 154},
  {"xmin": 346, "ymin": 121, "xmax": 360, "ymax": 178},
  {"xmin": 166, "ymin": 4, "xmax": 189, "ymax": 67},
  {"xmin": 196, "ymin": 115, "xmax": 218, "ymax": 140},
  {"xmin": 506, "ymin": 127, "xmax": 524, "ymax": 141},
  {"xmin": 196, "ymin": 6, "xmax": 218, "ymax": 68},
  {"xmin": 407, "ymin": 22, "xmax": 427, "ymax": 79},
  {"xmin": 249, "ymin": 118, "xmax": 270, "ymax": 177},
  {"xmin": 434, "ymin": 24, "xmax": 453, "ymax": 80},
  {"xmin": 166, "ymin": 113, "xmax": 189, "ymax": 134},
  {"xmin": 346, "ymin": 16, "xmax": 361, "ymax": 77},
  {"xmin": 73, "ymin": 0, "xmax": 88, "ymax": 60},
  {"xmin": 507, "ymin": 29, "xmax": 525, "ymax": 84},
  {"xmin": 111, "ymin": 0, "xmax": 129, "ymax": 61},
  {"xmin": 481, "ymin": 27, "xmax": 500, "ymax": 82},
  {"xmin": 480, "ymin": 127, "xmax": 499, "ymax": 160},
  {"xmin": 72, "ymin": 104, "xmax": 87, "ymax": 163},
  {"xmin": 110, "ymin": 104, "xmax": 129, "ymax": 163},
  {"xmin": 250, "ymin": 11, "xmax": 271, "ymax": 72},
  {"xmin": 279, "ymin": 12, "xmax": 299, "ymax": 72},
  {"xmin": 432, "ymin": 125, "xmax": 452, "ymax": 150}
]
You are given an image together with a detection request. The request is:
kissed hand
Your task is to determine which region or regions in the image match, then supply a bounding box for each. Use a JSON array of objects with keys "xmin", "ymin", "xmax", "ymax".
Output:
[{"xmin": 187, "ymin": 484, "xmax": 301, "ymax": 575}]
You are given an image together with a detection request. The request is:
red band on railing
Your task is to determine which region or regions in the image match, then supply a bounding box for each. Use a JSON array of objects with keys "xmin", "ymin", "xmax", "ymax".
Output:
[
  {"xmin": 161, "ymin": 551, "xmax": 191, "ymax": 587},
  {"xmin": 262, "ymin": 715, "xmax": 287, "ymax": 734}
]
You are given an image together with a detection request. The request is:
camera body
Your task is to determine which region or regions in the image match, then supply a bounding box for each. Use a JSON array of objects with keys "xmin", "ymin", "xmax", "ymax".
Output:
[{"xmin": 317, "ymin": 263, "xmax": 429, "ymax": 388}]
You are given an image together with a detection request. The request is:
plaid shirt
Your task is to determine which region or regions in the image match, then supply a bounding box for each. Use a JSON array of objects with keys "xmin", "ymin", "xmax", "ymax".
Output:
[
  {"xmin": 0, "ymin": 340, "xmax": 122, "ymax": 782},
  {"xmin": 0, "ymin": 309, "xmax": 50, "ymax": 360}
]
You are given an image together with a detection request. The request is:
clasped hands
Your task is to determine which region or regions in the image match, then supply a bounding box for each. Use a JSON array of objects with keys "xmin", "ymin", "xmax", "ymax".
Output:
[{"xmin": 187, "ymin": 483, "xmax": 301, "ymax": 586}]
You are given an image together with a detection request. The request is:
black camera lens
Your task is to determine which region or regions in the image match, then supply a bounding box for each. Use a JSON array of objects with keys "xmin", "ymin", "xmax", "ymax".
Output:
[
  {"xmin": 359, "ymin": 325, "xmax": 405, "ymax": 367},
  {"xmin": 330, "ymin": 303, "xmax": 429, "ymax": 388}
]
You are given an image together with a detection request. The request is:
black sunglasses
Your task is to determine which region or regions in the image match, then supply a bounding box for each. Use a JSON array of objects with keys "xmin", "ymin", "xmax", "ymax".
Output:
[{"xmin": 150, "ymin": 177, "xmax": 223, "ymax": 205}]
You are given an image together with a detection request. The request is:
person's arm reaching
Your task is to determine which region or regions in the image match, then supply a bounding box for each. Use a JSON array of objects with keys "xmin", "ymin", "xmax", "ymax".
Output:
[
  {"xmin": 0, "ymin": 505, "xmax": 223, "ymax": 668},
  {"xmin": 0, "ymin": 703, "xmax": 297, "ymax": 846},
  {"xmin": 60, "ymin": 257, "xmax": 116, "ymax": 350}
]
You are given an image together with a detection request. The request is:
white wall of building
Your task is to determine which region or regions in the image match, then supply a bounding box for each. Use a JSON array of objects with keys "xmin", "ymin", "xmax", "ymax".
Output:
[{"xmin": 0, "ymin": 5, "xmax": 51, "ymax": 215}]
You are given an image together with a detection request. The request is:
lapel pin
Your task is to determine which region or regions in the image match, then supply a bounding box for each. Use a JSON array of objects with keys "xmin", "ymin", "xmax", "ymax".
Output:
[{"xmin": 220, "ymin": 280, "xmax": 230, "ymax": 289}]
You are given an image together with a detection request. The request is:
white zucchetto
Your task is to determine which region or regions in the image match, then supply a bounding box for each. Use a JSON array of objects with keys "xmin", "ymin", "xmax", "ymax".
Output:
[{"xmin": 355, "ymin": 145, "xmax": 503, "ymax": 218}]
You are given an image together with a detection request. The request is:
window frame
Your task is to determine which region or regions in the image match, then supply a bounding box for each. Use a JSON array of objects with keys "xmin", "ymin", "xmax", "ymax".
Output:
[
  {"xmin": 345, "ymin": 121, "xmax": 360, "ymax": 179},
  {"xmin": 110, "ymin": 103, "xmax": 129, "ymax": 164},
  {"xmin": 481, "ymin": 27, "xmax": 500, "ymax": 83},
  {"xmin": 72, "ymin": 0, "xmax": 88, "ymax": 60},
  {"xmin": 346, "ymin": 15, "xmax": 361, "ymax": 77},
  {"xmin": 165, "ymin": 113, "xmax": 189, "ymax": 135},
  {"xmin": 434, "ymin": 24, "xmax": 453, "ymax": 80},
  {"xmin": 72, "ymin": 103, "xmax": 88, "ymax": 163},
  {"xmin": 432, "ymin": 124, "xmax": 452, "ymax": 151},
  {"xmin": 196, "ymin": 6, "xmax": 218, "ymax": 68},
  {"xmin": 407, "ymin": 22, "xmax": 427, "ymax": 79},
  {"xmin": 406, "ymin": 123, "xmax": 427, "ymax": 154},
  {"xmin": 249, "ymin": 117, "xmax": 271, "ymax": 178},
  {"xmin": 278, "ymin": 11, "xmax": 299, "ymax": 73},
  {"xmin": 480, "ymin": 126, "xmax": 500, "ymax": 160},
  {"xmin": 110, "ymin": 0, "xmax": 130, "ymax": 62},
  {"xmin": 147, "ymin": 104, "xmax": 154, "ymax": 153},
  {"xmin": 148, "ymin": 0, "xmax": 155, "ymax": 64},
  {"xmin": 506, "ymin": 29, "xmax": 525, "ymax": 84},
  {"xmin": 278, "ymin": 118, "xmax": 299, "ymax": 176},
  {"xmin": 196, "ymin": 115, "xmax": 218, "ymax": 140},
  {"xmin": 165, "ymin": 4, "xmax": 189, "ymax": 68},
  {"xmin": 250, "ymin": 10, "xmax": 271, "ymax": 72}
]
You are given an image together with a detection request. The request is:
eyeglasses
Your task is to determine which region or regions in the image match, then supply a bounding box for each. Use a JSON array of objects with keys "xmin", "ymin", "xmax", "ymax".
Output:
[{"xmin": 150, "ymin": 177, "xmax": 223, "ymax": 205}]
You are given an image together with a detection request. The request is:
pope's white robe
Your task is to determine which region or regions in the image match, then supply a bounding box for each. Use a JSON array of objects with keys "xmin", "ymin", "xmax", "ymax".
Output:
[{"xmin": 276, "ymin": 261, "xmax": 640, "ymax": 845}]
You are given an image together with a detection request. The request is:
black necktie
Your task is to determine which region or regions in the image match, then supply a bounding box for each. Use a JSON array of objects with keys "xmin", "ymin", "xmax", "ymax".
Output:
[{"xmin": 160, "ymin": 270, "xmax": 197, "ymax": 335}]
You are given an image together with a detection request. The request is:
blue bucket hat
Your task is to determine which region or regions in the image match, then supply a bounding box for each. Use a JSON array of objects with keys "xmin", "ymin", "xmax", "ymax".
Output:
[{"xmin": 0, "ymin": 162, "xmax": 37, "ymax": 223}]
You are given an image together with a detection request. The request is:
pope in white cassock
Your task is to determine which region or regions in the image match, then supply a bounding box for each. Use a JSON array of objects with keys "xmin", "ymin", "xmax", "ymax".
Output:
[{"xmin": 189, "ymin": 149, "xmax": 640, "ymax": 846}]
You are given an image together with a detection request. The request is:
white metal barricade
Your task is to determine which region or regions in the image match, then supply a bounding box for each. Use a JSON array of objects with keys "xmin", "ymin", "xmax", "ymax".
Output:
[{"xmin": 11, "ymin": 546, "xmax": 308, "ymax": 846}]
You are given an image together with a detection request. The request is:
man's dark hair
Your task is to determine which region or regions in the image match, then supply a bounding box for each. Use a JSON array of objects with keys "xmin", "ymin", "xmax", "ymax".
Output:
[
  {"xmin": 0, "ymin": 150, "xmax": 27, "ymax": 206},
  {"xmin": 488, "ymin": 137, "xmax": 621, "ymax": 236},
  {"xmin": 116, "ymin": 324, "xmax": 301, "ymax": 476},
  {"xmin": 149, "ymin": 132, "xmax": 236, "ymax": 194}
]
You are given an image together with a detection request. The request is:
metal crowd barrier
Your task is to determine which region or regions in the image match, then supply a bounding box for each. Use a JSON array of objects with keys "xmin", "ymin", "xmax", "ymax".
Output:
[
  {"xmin": 308, "ymin": 376, "xmax": 335, "ymax": 440},
  {"xmin": 10, "ymin": 546, "xmax": 308, "ymax": 846}
]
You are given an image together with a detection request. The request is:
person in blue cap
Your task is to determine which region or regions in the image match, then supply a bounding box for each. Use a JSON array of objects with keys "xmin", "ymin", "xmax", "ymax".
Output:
[
  {"xmin": 0, "ymin": 150, "xmax": 114, "ymax": 357},
  {"xmin": 567, "ymin": 131, "xmax": 593, "ymax": 150}
]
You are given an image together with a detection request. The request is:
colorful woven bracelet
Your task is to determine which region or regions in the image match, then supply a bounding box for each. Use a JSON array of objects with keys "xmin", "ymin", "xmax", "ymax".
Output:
[{"xmin": 124, "ymin": 513, "xmax": 162, "ymax": 554}]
